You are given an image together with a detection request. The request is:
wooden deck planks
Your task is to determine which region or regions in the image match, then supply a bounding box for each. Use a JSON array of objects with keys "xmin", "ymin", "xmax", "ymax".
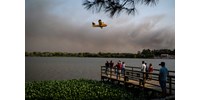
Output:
[{"xmin": 102, "ymin": 74, "xmax": 174, "ymax": 94}]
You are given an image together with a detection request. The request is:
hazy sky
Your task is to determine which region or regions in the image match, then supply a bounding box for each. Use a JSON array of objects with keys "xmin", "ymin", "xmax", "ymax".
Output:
[{"xmin": 25, "ymin": 0, "xmax": 175, "ymax": 53}]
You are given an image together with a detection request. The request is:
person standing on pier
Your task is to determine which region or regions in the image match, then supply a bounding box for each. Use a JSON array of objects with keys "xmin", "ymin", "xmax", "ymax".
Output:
[
  {"xmin": 159, "ymin": 62, "xmax": 169, "ymax": 98},
  {"xmin": 116, "ymin": 60, "xmax": 122, "ymax": 79},
  {"xmin": 109, "ymin": 60, "xmax": 114, "ymax": 74},
  {"xmin": 121, "ymin": 62, "xmax": 126, "ymax": 76},
  {"xmin": 141, "ymin": 61, "xmax": 146, "ymax": 83},
  {"xmin": 141, "ymin": 61, "xmax": 146, "ymax": 72},
  {"xmin": 105, "ymin": 61, "xmax": 109, "ymax": 75},
  {"xmin": 148, "ymin": 63, "xmax": 153, "ymax": 80},
  {"xmin": 145, "ymin": 63, "xmax": 149, "ymax": 80}
]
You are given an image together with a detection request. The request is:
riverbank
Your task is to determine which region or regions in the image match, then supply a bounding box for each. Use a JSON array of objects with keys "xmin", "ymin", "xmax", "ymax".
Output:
[
  {"xmin": 25, "ymin": 49, "xmax": 175, "ymax": 59},
  {"xmin": 25, "ymin": 79, "xmax": 166, "ymax": 99}
]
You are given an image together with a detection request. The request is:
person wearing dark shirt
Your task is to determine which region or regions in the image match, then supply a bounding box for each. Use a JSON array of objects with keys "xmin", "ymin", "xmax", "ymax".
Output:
[
  {"xmin": 109, "ymin": 60, "xmax": 114, "ymax": 74},
  {"xmin": 145, "ymin": 63, "xmax": 149, "ymax": 80},
  {"xmin": 105, "ymin": 61, "xmax": 109, "ymax": 75}
]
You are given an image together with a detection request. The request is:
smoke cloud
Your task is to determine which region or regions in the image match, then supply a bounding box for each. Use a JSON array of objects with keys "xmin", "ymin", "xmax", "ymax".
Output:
[{"xmin": 25, "ymin": 0, "xmax": 175, "ymax": 53}]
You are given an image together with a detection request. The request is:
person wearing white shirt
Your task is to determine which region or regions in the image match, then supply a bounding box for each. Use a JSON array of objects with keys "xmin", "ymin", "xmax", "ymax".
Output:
[
  {"xmin": 121, "ymin": 62, "xmax": 125, "ymax": 75},
  {"xmin": 141, "ymin": 61, "xmax": 146, "ymax": 72},
  {"xmin": 141, "ymin": 61, "xmax": 147, "ymax": 84}
]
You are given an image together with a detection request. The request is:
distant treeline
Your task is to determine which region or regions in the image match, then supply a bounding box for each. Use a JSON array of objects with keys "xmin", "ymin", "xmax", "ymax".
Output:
[{"xmin": 25, "ymin": 49, "xmax": 175, "ymax": 58}]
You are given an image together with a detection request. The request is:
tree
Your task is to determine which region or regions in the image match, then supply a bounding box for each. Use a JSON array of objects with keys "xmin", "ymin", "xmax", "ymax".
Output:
[
  {"xmin": 141, "ymin": 49, "xmax": 154, "ymax": 58},
  {"xmin": 83, "ymin": 0, "xmax": 158, "ymax": 17}
]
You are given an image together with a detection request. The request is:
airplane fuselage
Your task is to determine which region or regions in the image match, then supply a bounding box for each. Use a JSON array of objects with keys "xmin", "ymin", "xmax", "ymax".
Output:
[{"xmin": 92, "ymin": 22, "xmax": 107, "ymax": 29}]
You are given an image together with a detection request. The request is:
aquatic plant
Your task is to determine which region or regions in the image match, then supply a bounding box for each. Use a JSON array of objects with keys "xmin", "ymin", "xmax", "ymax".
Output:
[{"xmin": 25, "ymin": 79, "xmax": 134, "ymax": 100}]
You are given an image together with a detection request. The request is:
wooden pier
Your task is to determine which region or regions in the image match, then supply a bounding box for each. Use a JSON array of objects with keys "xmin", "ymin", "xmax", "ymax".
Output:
[{"xmin": 101, "ymin": 66, "xmax": 175, "ymax": 96}]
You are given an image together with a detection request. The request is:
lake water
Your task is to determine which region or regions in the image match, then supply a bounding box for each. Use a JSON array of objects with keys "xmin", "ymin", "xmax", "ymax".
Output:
[{"xmin": 25, "ymin": 57, "xmax": 175, "ymax": 81}]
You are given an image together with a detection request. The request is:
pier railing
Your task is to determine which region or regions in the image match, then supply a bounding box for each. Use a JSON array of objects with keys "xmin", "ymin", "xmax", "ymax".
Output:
[{"xmin": 101, "ymin": 66, "xmax": 175, "ymax": 95}]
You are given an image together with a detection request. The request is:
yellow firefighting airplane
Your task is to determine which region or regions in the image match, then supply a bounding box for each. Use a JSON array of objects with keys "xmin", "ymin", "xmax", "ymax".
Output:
[{"xmin": 92, "ymin": 19, "xmax": 107, "ymax": 29}]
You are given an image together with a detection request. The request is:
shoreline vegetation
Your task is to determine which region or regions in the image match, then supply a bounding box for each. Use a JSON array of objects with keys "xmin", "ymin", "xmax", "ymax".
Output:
[
  {"xmin": 25, "ymin": 49, "xmax": 175, "ymax": 59},
  {"xmin": 25, "ymin": 79, "xmax": 164, "ymax": 100}
]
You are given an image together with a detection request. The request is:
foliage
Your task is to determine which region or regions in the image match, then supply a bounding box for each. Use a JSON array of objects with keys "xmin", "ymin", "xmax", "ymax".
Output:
[
  {"xmin": 25, "ymin": 49, "xmax": 175, "ymax": 58},
  {"xmin": 25, "ymin": 79, "xmax": 134, "ymax": 100},
  {"xmin": 82, "ymin": 0, "xmax": 158, "ymax": 17}
]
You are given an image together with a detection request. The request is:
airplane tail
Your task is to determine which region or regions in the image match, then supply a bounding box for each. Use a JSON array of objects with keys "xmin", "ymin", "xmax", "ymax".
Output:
[{"xmin": 92, "ymin": 22, "xmax": 95, "ymax": 26}]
